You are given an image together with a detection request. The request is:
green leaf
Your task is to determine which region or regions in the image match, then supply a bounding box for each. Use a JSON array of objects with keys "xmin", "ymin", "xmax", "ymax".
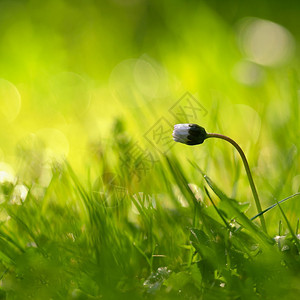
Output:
[{"xmin": 203, "ymin": 175, "xmax": 274, "ymax": 246}]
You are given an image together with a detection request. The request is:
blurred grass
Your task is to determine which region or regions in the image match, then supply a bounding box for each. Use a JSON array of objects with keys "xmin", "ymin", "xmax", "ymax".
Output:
[{"xmin": 0, "ymin": 0, "xmax": 300, "ymax": 299}]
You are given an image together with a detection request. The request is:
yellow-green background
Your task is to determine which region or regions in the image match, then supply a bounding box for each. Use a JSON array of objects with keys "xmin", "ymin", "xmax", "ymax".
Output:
[{"xmin": 0, "ymin": 0, "xmax": 299, "ymax": 224}]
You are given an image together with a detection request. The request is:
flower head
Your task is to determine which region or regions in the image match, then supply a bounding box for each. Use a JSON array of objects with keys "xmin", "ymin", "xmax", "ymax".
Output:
[{"xmin": 172, "ymin": 124, "xmax": 207, "ymax": 145}]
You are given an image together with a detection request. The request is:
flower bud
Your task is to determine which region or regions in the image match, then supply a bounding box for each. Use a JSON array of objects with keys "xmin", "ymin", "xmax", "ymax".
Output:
[{"xmin": 172, "ymin": 124, "xmax": 207, "ymax": 145}]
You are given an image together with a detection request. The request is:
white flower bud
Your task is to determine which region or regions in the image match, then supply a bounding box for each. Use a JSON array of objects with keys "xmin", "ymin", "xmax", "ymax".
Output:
[{"xmin": 172, "ymin": 124, "xmax": 207, "ymax": 145}]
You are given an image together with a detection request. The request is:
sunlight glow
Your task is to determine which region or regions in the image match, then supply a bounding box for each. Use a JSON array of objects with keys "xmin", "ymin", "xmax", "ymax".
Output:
[{"xmin": 238, "ymin": 18, "xmax": 295, "ymax": 66}]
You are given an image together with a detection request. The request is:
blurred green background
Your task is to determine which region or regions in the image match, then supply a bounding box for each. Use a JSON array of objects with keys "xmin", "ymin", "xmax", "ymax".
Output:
[
  {"xmin": 1, "ymin": 0, "xmax": 299, "ymax": 201},
  {"xmin": 0, "ymin": 0, "xmax": 300, "ymax": 298}
]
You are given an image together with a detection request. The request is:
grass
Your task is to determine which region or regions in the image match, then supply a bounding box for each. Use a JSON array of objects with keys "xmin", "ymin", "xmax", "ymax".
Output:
[
  {"xmin": 0, "ymin": 1, "xmax": 300, "ymax": 299},
  {"xmin": 0, "ymin": 123, "xmax": 300, "ymax": 299}
]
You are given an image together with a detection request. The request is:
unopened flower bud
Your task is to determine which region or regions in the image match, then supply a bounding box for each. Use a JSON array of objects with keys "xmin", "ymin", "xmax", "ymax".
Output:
[{"xmin": 172, "ymin": 124, "xmax": 207, "ymax": 145}]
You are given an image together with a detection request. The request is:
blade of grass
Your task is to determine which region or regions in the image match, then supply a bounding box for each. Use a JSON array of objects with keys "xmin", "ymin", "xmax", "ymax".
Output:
[
  {"xmin": 250, "ymin": 193, "xmax": 300, "ymax": 221},
  {"xmin": 276, "ymin": 198, "xmax": 300, "ymax": 249},
  {"xmin": 204, "ymin": 187, "xmax": 230, "ymax": 230},
  {"xmin": 203, "ymin": 174, "xmax": 274, "ymax": 245}
]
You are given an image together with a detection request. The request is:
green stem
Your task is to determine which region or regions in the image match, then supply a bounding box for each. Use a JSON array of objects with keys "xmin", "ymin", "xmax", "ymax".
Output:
[{"xmin": 206, "ymin": 133, "xmax": 267, "ymax": 233}]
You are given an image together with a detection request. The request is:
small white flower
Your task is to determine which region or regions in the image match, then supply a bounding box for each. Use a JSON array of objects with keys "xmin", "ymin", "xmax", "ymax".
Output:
[{"xmin": 172, "ymin": 124, "xmax": 207, "ymax": 145}]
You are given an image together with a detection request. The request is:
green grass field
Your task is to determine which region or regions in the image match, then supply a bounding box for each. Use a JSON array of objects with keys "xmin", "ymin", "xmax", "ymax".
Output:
[{"xmin": 0, "ymin": 0, "xmax": 300, "ymax": 299}]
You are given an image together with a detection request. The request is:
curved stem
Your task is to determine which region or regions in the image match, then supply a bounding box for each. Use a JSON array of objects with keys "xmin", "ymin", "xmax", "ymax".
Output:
[{"xmin": 206, "ymin": 133, "xmax": 267, "ymax": 233}]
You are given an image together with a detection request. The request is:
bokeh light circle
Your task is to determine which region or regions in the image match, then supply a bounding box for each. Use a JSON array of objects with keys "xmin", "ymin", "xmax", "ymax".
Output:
[
  {"xmin": 237, "ymin": 18, "xmax": 295, "ymax": 67},
  {"xmin": 109, "ymin": 57, "xmax": 170, "ymax": 107},
  {"xmin": 232, "ymin": 60, "xmax": 264, "ymax": 86},
  {"xmin": 0, "ymin": 78, "xmax": 21, "ymax": 122},
  {"xmin": 134, "ymin": 59, "xmax": 159, "ymax": 98}
]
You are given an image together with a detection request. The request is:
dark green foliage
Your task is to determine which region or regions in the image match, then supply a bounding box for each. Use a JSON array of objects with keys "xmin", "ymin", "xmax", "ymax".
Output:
[{"xmin": 0, "ymin": 151, "xmax": 300, "ymax": 299}]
